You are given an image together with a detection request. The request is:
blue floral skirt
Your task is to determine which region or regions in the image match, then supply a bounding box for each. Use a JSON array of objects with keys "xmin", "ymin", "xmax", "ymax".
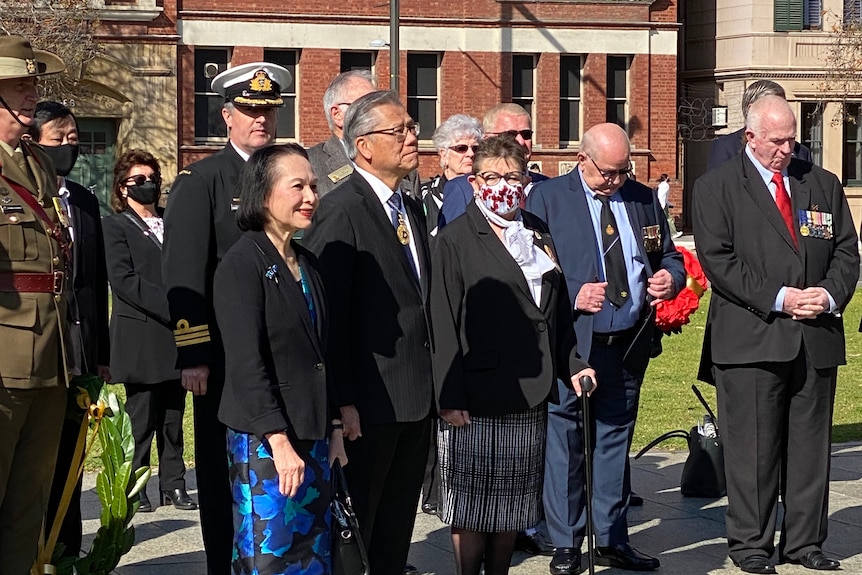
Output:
[{"xmin": 227, "ymin": 429, "xmax": 332, "ymax": 575}]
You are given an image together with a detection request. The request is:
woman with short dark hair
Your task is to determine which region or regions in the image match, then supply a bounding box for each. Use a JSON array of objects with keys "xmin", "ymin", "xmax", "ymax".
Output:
[
  {"xmin": 431, "ymin": 136, "xmax": 595, "ymax": 575},
  {"xmin": 214, "ymin": 143, "xmax": 346, "ymax": 574},
  {"xmin": 103, "ymin": 149, "xmax": 196, "ymax": 512}
]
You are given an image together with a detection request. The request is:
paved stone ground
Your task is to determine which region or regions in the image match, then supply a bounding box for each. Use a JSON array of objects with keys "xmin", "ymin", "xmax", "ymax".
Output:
[{"xmin": 79, "ymin": 441, "xmax": 862, "ymax": 575}]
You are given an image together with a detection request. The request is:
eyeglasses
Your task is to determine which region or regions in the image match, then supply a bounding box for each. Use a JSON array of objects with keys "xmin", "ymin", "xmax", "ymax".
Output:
[
  {"xmin": 123, "ymin": 173, "xmax": 161, "ymax": 187},
  {"xmin": 361, "ymin": 123, "xmax": 420, "ymax": 140},
  {"xmin": 588, "ymin": 156, "xmax": 633, "ymax": 181},
  {"xmin": 488, "ymin": 129, "xmax": 533, "ymax": 140},
  {"xmin": 477, "ymin": 171, "xmax": 526, "ymax": 186},
  {"xmin": 448, "ymin": 144, "xmax": 480, "ymax": 154}
]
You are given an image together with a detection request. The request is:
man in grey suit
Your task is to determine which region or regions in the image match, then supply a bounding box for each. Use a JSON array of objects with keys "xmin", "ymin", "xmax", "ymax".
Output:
[
  {"xmin": 308, "ymin": 70, "xmax": 376, "ymax": 196},
  {"xmin": 308, "ymin": 70, "xmax": 421, "ymax": 197}
]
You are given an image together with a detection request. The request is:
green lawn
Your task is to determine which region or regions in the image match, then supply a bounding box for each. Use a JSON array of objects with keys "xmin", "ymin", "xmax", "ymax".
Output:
[
  {"xmin": 636, "ymin": 289, "xmax": 862, "ymax": 450},
  {"xmin": 86, "ymin": 289, "xmax": 862, "ymax": 470}
]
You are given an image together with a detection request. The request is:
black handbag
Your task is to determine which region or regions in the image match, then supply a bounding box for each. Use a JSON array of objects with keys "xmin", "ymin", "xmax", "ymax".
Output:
[
  {"xmin": 330, "ymin": 461, "xmax": 370, "ymax": 575},
  {"xmin": 634, "ymin": 385, "xmax": 726, "ymax": 498}
]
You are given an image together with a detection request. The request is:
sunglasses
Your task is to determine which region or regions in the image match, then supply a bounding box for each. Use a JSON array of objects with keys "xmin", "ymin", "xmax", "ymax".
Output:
[
  {"xmin": 123, "ymin": 173, "xmax": 161, "ymax": 187},
  {"xmin": 449, "ymin": 144, "xmax": 480, "ymax": 154},
  {"xmin": 489, "ymin": 129, "xmax": 533, "ymax": 140}
]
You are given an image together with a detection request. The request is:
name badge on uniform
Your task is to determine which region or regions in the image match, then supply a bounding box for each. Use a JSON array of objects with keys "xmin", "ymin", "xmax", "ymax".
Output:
[
  {"xmin": 328, "ymin": 164, "xmax": 353, "ymax": 184},
  {"xmin": 642, "ymin": 224, "xmax": 662, "ymax": 252},
  {"xmin": 1, "ymin": 204, "xmax": 24, "ymax": 214},
  {"xmin": 231, "ymin": 197, "xmax": 241, "ymax": 212},
  {"xmin": 797, "ymin": 209, "xmax": 833, "ymax": 240}
]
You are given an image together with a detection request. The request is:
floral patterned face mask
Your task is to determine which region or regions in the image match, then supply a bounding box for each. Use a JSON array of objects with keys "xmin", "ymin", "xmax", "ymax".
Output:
[{"xmin": 476, "ymin": 178, "xmax": 524, "ymax": 216}]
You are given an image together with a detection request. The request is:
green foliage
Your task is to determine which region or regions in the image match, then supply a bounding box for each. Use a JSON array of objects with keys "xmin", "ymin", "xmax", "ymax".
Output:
[{"xmin": 54, "ymin": 386, "xmax": 150, "ymax": 575}]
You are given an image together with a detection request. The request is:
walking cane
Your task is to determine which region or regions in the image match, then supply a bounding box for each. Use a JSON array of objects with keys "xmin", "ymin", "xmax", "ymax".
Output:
[{"xmin": 580, "ymin": 375, "xmax": 596, "ymax": 575}]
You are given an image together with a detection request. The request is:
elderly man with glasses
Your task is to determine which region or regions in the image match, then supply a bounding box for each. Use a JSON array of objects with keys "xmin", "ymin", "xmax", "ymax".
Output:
[
  {"xmin": 526, "ymin": 123, "xmax": 685, "ymax": 574},
  {"xmin": 309, "ymin": 70, "xmax": 421, "ymax": 198},
  {"xmin": 303, "ymin": 90, "xmax": 434, "ymax": 575},
  {"xmin": 438, "ymin": 103, "xmax": 548, "ymax": 229}
]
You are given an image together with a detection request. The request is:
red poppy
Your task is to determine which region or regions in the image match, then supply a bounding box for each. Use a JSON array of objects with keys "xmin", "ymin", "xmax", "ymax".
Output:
[{"xmin": 655, "ymin": 246, "xmax": 708, "ymax": 333}]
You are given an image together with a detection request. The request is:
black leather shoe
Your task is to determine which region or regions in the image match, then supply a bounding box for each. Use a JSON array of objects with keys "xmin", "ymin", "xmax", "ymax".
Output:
[
  {"xmin": 404, "ymin": 564, "xmax": 419, "ymax": 575},
  {"xmin": 732, "ymin": 555, "xmax": 777, "ymax": 574},
  {"xmin": 137, "ymin": 490, "xmax": 153, "ymax": 513},
  {"xmin": 161, "ymin": 488, "xmax": 198, "ymax": 510},
  {"xmin": 595, "ymin": 543, "xmax": 660, "ymax": 571},
  {"xmin": 629, "ymin": 491, "xmax": 644, "ymax": 506},
  {"xmin": 788, "ymin": 551, "xmax": 840, "ymax": 571},
  {"xmin": 515, "ymin": 531, "xmax": 555, "ymax": 556},
  {"xmin": 421, "ymin": 502, "xmax": 438, "ymax": 515},
  {"xmin": 550, "ymin": 547, "xmax": 581, "ymax": 575}
]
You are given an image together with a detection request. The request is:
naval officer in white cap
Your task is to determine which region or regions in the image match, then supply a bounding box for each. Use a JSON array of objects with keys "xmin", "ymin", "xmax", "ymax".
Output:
[{"xmin": 161, "ymin": 61, "xmax": 292, "ymax": 575}]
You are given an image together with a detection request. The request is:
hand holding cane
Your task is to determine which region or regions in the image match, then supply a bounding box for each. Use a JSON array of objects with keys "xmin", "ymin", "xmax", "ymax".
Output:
[{"xmin": 580, "ymin": 375, "xmax": 597, "ymax": 575}]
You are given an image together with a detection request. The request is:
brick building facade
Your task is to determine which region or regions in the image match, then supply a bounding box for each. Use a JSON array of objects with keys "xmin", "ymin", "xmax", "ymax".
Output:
[{"xmin": 82, "ymin": 0, "xmax": 680, "ymax": 213}]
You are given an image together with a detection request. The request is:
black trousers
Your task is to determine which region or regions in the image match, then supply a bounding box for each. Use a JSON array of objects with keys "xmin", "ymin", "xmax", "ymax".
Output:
[
  {"xmin": 192, "ymin": 378, "xmax": 234, "ymax": 575},
  {"xmin": 124, "ymin": 380, "xmax": 188, "ymax": 491},
  {"xmin": 345, "ymin": 417, "xmax": 431, "ymax": 575},
  {"xmin": 715, "ymin": 345, "xmax": 836, "ymax": 564},
  {"xmin": 421, "ymin": 422, "xmax": 439, "ymax": 507}
]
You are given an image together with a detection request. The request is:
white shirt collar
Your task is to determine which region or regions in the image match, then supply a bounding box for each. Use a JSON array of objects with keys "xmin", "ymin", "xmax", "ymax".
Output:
[
  {"xmin": 57, "ymin": 177, "xmax": 70, "ymax": 199},
  {"xmin": 353, "ymin": 164, "xmax": 402, "ymax": 206},
  {"xmin": 230, "ymin": 141, "xmax": 251, "ymax": 161}
]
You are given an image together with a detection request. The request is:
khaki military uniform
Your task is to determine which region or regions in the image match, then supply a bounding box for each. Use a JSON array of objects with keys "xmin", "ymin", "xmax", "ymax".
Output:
[{"xmin": 0, "ymin": 139, "xmax": 69, "ymax": 575}]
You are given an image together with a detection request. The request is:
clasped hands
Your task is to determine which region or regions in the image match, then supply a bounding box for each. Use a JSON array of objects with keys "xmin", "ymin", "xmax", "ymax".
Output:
[{"xmin": 782, "ymin": 286, "xmax": 830, "ymax": 320}]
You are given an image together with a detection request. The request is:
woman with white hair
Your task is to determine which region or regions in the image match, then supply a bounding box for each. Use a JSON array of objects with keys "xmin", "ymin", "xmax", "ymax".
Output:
[{"xmin": 420, "ymin": 114, "xmax": 483, "ymax": 235}]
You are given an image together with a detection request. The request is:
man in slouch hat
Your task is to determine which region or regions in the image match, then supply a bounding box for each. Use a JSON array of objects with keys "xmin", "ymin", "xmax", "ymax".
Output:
[{"xmin": 0, "ymin": 35, "xmax": 69, "ymax": 575}]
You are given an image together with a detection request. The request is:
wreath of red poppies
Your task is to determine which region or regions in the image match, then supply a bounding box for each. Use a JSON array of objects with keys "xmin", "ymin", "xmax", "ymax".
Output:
[{"xmin": 655, "ymin": 246, "xmax": 708, "ymax": 333}]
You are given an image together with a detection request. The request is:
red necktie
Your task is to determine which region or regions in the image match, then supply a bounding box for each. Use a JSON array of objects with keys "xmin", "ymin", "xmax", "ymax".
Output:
[{"xmin": 771, "ymin": 172, "xmax": 797, "ymax": 247}]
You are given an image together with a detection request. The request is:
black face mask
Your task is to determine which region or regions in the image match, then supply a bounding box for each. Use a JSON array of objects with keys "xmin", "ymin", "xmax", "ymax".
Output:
[
  {"xmin": 42, "ymin": 143, "xmax": 80, "ymax": 177},
  {"xmin": 126, "ymin": 181, "xmax": 160, "ymax": 205}
]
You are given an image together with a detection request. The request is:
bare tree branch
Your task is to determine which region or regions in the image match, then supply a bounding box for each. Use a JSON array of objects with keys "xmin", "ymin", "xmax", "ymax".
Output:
[
  {"xmin": 0, "ymin": 0, "xmax": 102, "ymax": 102},
  {"xmin": 820, "ymin": 6, "xmax": 862, "ymax": 125}
]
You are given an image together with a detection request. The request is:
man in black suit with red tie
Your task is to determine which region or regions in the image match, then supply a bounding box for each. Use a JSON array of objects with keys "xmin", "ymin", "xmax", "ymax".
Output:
[
  {"xmin": 693, "ymin": 95, "xmax": 858, "ymax": 575},
  {"xmin": 303, "ymin": 91, "xmax": 433, "ymax": 575}
]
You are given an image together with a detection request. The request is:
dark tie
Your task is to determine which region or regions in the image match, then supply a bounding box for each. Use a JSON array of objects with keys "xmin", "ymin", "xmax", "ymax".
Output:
[
  {"xmin": 771, "ymin": 172, "xmax": 797, "ymax": 247},
  {"xmin": 597, "ymin": 194, "xmax": 630, "ymax": 308},
  {"xmin": 387, "ymin": 192, "xmax": 419, "ymax": 279}
]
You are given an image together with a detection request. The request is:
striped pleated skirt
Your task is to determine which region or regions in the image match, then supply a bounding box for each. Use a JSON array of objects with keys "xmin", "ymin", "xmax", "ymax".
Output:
[{"xmin": 437, "ymin": 403, "xmax": 546, "ymax": 532}]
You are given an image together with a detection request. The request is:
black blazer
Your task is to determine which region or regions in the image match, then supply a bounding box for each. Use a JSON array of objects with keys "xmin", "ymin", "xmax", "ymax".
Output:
[
  {"xmin": 214, "ymin": 231, "xmax": 334, "ymax": 441},
  {"xmin": 163, "ymin": 143, "xmax": 245, "ymax": 370},
  {"xmin": 693, "ymin": 153, "xmax": 859, "ymax": 380},
  {"xmin": 302, "ymin": 170, "xmax": 434, "ymax": 425},
  {"xmin": 706, "ymin": 127, "xmax": 813, "ymax": 172},
  {"xmin": 430, "ymin": 203, "xmax": 588, "ymax": 417},
  {"xmin": 67, "ymin": 180, "xmax": 110, "ymax": 373},
  {"xmin": 103, "ymin": 209, "xmax": 179, "ymax": 384}
]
